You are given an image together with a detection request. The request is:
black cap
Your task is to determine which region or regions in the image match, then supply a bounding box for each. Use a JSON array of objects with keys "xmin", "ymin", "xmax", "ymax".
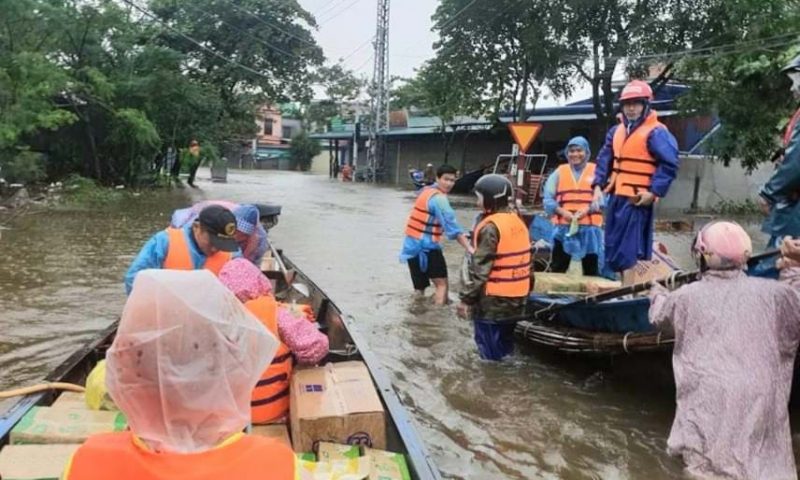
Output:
[{"xmin": 196, "ymin": 205, "xmax": 239, "ymax": 252}]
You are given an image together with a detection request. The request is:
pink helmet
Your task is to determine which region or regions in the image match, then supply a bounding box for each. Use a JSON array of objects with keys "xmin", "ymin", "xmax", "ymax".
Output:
[
  {"xmin": 693, "ymin": 221, "xmax": 752, "ymax": 270},
  {"xmin": 619, "ymin": 80, "xmax": 653, "ymax": 102}
]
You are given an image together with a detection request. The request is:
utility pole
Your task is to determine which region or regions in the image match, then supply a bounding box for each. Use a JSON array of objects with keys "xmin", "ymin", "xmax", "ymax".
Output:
[{"xmin": 368, "ymin": 0, "xmax": 390, "ymax": 183}]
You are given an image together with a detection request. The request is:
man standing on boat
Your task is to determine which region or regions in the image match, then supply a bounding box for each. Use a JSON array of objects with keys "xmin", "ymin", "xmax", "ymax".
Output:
[
  {"xmin": 592, "ymin": 80, "xmax": 680, "ymax": 276},
  {"xmin": 457, "ymin": 174, "xmax": 531, "ymax": 361},
  {"xmin": 400, "ymin": 164, "xmax": 473, "ymax": 304},
  {"xmin": 758, "ymin": 53, "xmax": 800, "ymax": 247},
  {"xmin": 124, "ymin": 205, "xmax": 240, "ymax": 294}
]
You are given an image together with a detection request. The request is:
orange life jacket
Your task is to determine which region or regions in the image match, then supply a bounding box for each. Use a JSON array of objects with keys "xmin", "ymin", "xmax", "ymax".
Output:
[
  {"xmin": 245, "ymin": 296, "xmax": 292, "ymax": 424},
  {"xmin": 404, "ymin": 187, "xmax": 443, "ymax": 242},
  {"xmin": 66, "ymin": 432, "xmax": 294, "ymax": 480},
  {"xmin": 785, "ymin": 107, "xmax": 800, "ymax": 147},
  {"xmin": 608, "ymin": 110, "xmax": 665, "ymax": 198},
  {"xmin": 551, "ymin": 163, "xmax": 602, "ymax": 227},
  {"xmin": 473, "ymin": 212, "xmax": 532, "ymax": 298},
  {"xmin": 163, "ymin": 227, "xmax": 231, "ymax": 275}
]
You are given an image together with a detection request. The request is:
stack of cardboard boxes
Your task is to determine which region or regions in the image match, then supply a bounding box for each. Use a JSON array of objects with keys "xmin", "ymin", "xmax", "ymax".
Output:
[{"xmin": 0, "ymin": 361, "xmax": 408, "ymax": 480}]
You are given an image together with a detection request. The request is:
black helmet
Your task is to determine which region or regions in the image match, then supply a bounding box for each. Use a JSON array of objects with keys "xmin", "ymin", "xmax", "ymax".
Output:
[
  {"xmin": 474, "ymin": 174, "xmax": 513, "ymax": 211},
  {"xmin": 782, "ymin": 53, "xmax": 800, "ymax": 74}
]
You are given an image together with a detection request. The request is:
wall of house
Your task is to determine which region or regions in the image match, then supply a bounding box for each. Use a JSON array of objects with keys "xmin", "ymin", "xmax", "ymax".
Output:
[
  {"xmin": 656, "ymin": 156, "xmax": 772, "ymax": 212},
  {"xmin": 254, "ymin": 106, "xmax": 283, "ymax": 146}
]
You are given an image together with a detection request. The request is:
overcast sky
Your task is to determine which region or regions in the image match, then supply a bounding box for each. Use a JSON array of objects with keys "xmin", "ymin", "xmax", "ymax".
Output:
[
  {"xmin": 297, "ymin": 0, "xmax": 438, "ymax": 82},
  {"xmin": 297, "ymin": 0, "xmax": 590, "ymax": 106}
]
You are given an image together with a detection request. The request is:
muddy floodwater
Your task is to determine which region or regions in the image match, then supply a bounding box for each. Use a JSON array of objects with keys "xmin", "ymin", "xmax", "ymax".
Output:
[{"xmin": 0, "ymin": 169, "xmax": 787, "ymax": 479}]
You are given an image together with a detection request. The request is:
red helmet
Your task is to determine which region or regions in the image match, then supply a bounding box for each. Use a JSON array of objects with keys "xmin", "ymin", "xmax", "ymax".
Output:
[{"xmin": 619, "ymin": 80, "xmax": 653, "ymax": 102}]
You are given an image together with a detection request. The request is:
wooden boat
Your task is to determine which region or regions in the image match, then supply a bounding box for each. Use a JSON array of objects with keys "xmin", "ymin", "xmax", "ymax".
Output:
[
  {"xmin": 516, "ymin": 251, "xmax": 780, "ymax": 356},
  {"xmin": 0, "ymin": 252, "xmax": 442, "ymax": 480}
]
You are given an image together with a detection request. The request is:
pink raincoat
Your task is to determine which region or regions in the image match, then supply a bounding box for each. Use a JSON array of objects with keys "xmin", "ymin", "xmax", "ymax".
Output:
[{"xmin": 650, "ymin": 271, "xmax": 800, "ymax": 479}]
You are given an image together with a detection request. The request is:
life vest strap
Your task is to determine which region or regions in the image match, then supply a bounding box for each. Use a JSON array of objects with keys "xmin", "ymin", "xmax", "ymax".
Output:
[
  {"xmin": 491, "ymin": 261, "xmax": 531, "ymax": 271},
  {"xmin": 251, "ymin": 386, "xmax": 290, "ymax": 407},
  {"xmin": 612, "ymin": 168, "xmax": 654, "ymax": 177},
  {"xmin": 406, "ymin": 224, "xmax": 442, "ymax": 236},
  {"xmin": 488, "ymin": 275, "xmax": 530, "ymax": 283},
  {"xmin": 271, "ymin": 352, "xmax": 292, "ymax": 365},
  {"xmin": 408, "ymin": 216, "xmax": 441, "ymax": 229},
  {"xmin": 614, "ymin": 156, "xmax": 657, "ymax": 165},
  {"xmin": 491, "ymin": 248, "xmax": 533, "ymax": 260},
  {"xmin": 256, "ymin": 373, "xmax": 289, "ymax": 388}
]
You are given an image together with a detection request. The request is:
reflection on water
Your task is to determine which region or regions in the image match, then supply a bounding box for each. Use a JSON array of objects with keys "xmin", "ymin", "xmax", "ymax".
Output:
[
  {"xmin": 0, "ymin": 170, "xmax": 780, "ymax": 478},
  {"xmin": 0, "ymin": 193, "xmax": 189, "ymax": 395}
]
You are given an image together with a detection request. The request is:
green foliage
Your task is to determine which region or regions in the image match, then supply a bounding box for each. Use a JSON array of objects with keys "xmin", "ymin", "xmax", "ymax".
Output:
[
  {"xmin": 0, "ymin": 0, "xmax": 323, "ymax": 185},
  {"xmin": 708, "ymin": 199, "xmax": 762, "ymax": 216},
  {"xmin": 0, "ymin": 149, "xmax": 46, "ymax": 184},
  {"xmin": 305, "ymin": 100, "xmax": 340, "ymax": 133},
  {"xmin": 304, "ymin": 65, "xmax": 365, "ymax": 131},
  {"xmin": 674, "ymin": 0, "xmax": 800, "ymax": 170},
  {"xmin": 425, "ymin": 0, "xmax": 800, "ymax": 162},
  {"xmin": 429, "ymin": 0, "xmax": 575, "ymax": 121},
  {"xmin": 289, "ymin": 131, "xmax": 321, "ymax": 171},
  {"xmin": 61, "ymin": 174, "xmax": 126, "ymax": 205}
]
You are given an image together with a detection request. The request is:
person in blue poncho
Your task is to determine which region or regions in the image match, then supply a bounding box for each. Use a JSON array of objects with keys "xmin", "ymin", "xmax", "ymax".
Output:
[
  {"xmin": 543, "ymin": 136, "xmax": 604, "ymax": 276},
  {"xmin": 591, "ymin": 80, "xmax": 680, "ymax": 273}
]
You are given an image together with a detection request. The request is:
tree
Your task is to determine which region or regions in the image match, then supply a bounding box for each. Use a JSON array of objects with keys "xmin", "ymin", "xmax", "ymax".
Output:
[
  {"xmin": 289, "ymin": 131, "xmax": 321, "ymax": 171},
  {"xmin": 430, "ymin": 0, "xmax": 573, "ymax": 121},
  {"xmin": 0, "ymin": 0, "xmax": 325, "ymax": 185},
  {"xmin": 304, "ymin": 64, "xmax": 366, "ymax": 132},
  {"xmin": 0, "ymin": 0, "xmax": 77, "ymax": 181},
  {"xmin": 674, "ymin": 1, "xmax": 800, "ymax": 169}
]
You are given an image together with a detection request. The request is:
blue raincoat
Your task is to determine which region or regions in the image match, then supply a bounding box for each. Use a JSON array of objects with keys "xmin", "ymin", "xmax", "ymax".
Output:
[
  {"xmin": 760, "ymin": 107, "xmax": 800, "ymax": 246},
  {"xmin": 543, "ymin": 136, "xmax": 605, "ymax": 265},
  {"xmin": 124, "ymin": 224, "xmax": 241, "ymax": 295},
  {"xmin": 593, "ymin": 107, "xmax": 679, "ymax": 271}
]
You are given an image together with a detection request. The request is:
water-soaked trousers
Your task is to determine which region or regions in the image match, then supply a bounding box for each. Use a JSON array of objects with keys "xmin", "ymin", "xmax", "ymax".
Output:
[{"xmin": 473, "ymin": 319, "xmax": 516, "ymax": 361}]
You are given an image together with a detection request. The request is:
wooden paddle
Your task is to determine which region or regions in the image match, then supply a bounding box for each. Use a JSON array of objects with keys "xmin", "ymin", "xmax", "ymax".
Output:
[{"xmin": 494, "ymin": 249, "xmax": 780, "ymax": 324}]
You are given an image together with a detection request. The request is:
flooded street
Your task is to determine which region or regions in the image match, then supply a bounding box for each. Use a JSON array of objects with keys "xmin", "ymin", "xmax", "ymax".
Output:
[{"xmin": 0, "ymin": 170, "xmax": 779, "ymax": 478}]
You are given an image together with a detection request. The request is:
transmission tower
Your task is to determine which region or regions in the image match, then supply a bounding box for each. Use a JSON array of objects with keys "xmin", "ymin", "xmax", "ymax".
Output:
[{"xmin": 368, "ymin": 0, "xmax": 390, "ymax": 182}]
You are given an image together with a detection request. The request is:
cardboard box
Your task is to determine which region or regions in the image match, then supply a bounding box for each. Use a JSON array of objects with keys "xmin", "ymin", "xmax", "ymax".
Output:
[
  {"xmin": 533, "ymin": 272, "xmax": 620, "ymax": 295},
  {"xmin": 250, "ymin": 424, "xmax": 292, "ymax": 449},
  {"xmin": 0, "ymin": 443, "xmax": 79, "ymax": 480},
  {"xmin": 364, "ymin": 448, "xmax": 411, "ymax": 480},
  {"xmin": 10, "ymin": 407, "xmax": 127, "ymax": 445},
  {"xmin": 296, "ymin": 457, "xmax": 370, "ymax": 480},
  {"xmin": 317, "ymin": 442, "xmax": 360, "ymax": 462},
  {"xmin": 50, "ymin": 392, "xmax": 88, "ymax": 411},
  {"xmin": 290, "ymin": 361, "xmax": 386, "ymax": 453},
  {"xmin": 621, "ymin": 241, "xmax": 681, "ymax": 286}
]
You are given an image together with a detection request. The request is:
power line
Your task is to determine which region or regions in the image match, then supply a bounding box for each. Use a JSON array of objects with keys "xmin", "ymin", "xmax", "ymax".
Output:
[
  {"xmin": 437, "ymin": 0, "xmax": 481, "ymax": 32},
  {"xmin": 562, "ymin": 31, "xmax": 800, "ymax": 64},
  {"xmin": 338, "ymin": 36, "xmax": 375, "ymax": 63},
  {"xmin": 314, "ymin": 0, "xmax": 350, "ymax": 17},
  {"xmin": 119, "ymin": 0, "xmax": 271, "ymax": 79},
  {"xmin": 318, "ymin": 0, "xmax": 364, "ymax": 26},
  {"xmin": 215, "ymin": 0, "xmax": 319, "ymax": 51},
  {"xmin": 353, "ymin": 54, "xmax": 374, "ymax": 73},
  {"xmin": 176, "ymin": 1, "xmax": 301, "ymax": 60}
]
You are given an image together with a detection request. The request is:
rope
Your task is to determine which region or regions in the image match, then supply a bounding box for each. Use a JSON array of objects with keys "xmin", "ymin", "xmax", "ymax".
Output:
[
  {"xmin": 0, "ymin": 382, "xmax": 85, "ymax": 399},
  {"xmin": 622, "ymin": 332, "xmax": 633, "ymax": 354},
  {"xmin": 666, "ymin": 270, "xmax": 681, "ymax": 290}
]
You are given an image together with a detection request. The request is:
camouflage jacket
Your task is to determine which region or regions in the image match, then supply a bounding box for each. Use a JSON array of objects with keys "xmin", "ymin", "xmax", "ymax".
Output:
[{"xmin": 459, "ymin": 209, "xmax": 527, "ymax": 321}]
